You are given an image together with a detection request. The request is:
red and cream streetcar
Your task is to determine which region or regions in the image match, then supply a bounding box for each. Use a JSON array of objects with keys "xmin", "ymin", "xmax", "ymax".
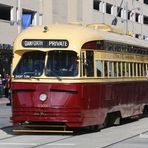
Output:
[{"xmin": 11, "ymin": 23, "xmax": 148, "ymax": 132}]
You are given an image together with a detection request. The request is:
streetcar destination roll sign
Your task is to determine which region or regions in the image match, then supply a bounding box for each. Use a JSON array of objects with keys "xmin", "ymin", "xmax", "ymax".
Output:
[{"xmin": 22, "ymin": 39, "xmax": 69, "ymax": 48}]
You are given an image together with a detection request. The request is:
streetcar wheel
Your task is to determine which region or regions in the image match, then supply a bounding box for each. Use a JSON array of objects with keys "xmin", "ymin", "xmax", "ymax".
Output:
[{"xmin": 143, "ymin": 105, "xmax": 148, "ymax": 117}]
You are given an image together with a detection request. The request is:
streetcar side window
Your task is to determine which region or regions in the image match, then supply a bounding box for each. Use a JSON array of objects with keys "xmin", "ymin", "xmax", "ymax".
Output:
[
  {"xmin": 118, "ymin": 62, "xmax": 121, "ymax": 77},
  {"xmin": 130, "ymin": 63, "xmax": 133, "ymax": 77},
  {"xmin": 126, "ymin": 63, "xmax": 129, "ymax": 77},
  {"xmin": 101, "ymin": 61, "xmax": 148, "ymax": 78},
  {"xmin": 96, "ymin": 60, "xmax": 103, "ymax": 77},
  {"xmin": 122, "ymin": 62, "xmax": 125, "ymax": 77},
  {"xmin": 86, "ymin": 51, "xmax": 94, "ymax": 77},
  {"xmin": 137, "ymin": 63, "xmax": 140, "ymax": 76},
  {"xmin": 109, "ymin": 62, "xmax": 113, "ymax": 77},
  {"xmin": 134, "ymin": 63, "xmax": 136, "ymax": 76},
  {"xmin": 114, "ymin": 62, "xmax": 117, "ymax": 77},
  {"xmin": 141, "ymin": 63, "xmax": 144, "ymax": 76},
  {"xmin": 144, "ymin": 64, "xmax": 147, "ymax": 76},
  {"xmin": 104, "ymin": 61, "xmax": 108, "ymax": 77}
]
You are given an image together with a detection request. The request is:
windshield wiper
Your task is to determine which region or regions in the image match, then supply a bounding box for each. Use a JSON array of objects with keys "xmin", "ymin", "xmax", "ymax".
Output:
[
  {"xmin": 46, "ymin": 70, "xmax": 62, "ymax": 81},
  {"xmin": 23, "ymin": 72, "xmax": 35, "ymax": 76}
]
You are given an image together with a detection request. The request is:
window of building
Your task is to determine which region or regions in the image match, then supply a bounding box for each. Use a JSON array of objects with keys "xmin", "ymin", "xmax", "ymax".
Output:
[
  {"xmin": 128, "ymin": 11, "xmax": 131, "ymax": 20},
  {"xmin": 93, "ymin": 0, "xmax": 101, "ymax": 11},
  {"xmin": 117, "ymin": 7, "xmax": 122, "ymax": 17},
  {"xmin": 135, "ymin": 13, "xmax": 140, "ymax": 23},
  {"xmin": 106, "ymin": 3, "xmax": 112, "ymax": 14},
  {"xmin": 0, "ymin": 4, "xmax": 11, "ymax": 21},
  {"xmin": 143, "ymin": 15, "xmax": 148, "ymax": 25},
  {"xmin": 135, "ymin": 34, "xmax": 141, "ymax": 39},
  {"xmin": 22, "ymin": 9, "xmax": 37, "ymax": 29},
  {"xmin": 144, "ymin": 0, "xmax": 148, "ymax": 5}
]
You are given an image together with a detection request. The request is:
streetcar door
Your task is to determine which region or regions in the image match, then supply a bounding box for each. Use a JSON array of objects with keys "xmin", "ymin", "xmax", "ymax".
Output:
[
  {"xmin": 80, "ymin": 51, "xmax": 86, "ymax": 77},
  {"xmin": 80, "ymin": 51, "xmax": 100, "ymax": 109},
  {"xmin": 80, "ymin": 51, "xmax": 94, "ymax": 77}
]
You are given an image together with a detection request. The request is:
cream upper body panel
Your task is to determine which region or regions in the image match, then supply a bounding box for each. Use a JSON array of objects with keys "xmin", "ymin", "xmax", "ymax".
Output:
[
  {"xmin": 13, "ymin": 24, "xmax": 103, "ymax": 53},
  {"xmin": 13, "ymin": 23, "xmax": 148, "ymax": 53}
]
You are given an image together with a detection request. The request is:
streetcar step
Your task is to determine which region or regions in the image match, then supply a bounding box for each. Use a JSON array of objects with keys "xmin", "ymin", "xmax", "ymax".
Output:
[
  {"xmin": 13, "ymin": 129, "xmax": 73, "ymax": 133},
  {"xmin": 22, "ymin": 124, "xmax": 66, "ymax": 128}
]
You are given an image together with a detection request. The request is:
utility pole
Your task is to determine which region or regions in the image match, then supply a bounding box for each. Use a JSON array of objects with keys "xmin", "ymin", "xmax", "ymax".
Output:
[
  {"xmin": 39, "ymin": 0, "xmax": 43, "ymax": 25},
  {"xmin": 17, "ymin": 0, "xmax": 22, "ymax": 33},
  {"xmin": 125, "ymin": 1, "xmax": 128, "ymax": 35}
]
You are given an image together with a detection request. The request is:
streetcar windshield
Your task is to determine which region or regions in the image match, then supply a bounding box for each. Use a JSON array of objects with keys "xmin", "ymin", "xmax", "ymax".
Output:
[
  {"xmin": 45, "ymin": 50, "xmax": 78, "ymax": 77},
  {"xmin": 13, "ymin": 51, "xmax": 45, "ymax": 77}
]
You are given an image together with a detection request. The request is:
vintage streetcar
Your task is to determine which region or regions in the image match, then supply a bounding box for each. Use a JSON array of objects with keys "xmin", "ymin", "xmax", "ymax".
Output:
[{"xmin": 11, "ymin": 23, "xmax": 148, "ymax": 133}]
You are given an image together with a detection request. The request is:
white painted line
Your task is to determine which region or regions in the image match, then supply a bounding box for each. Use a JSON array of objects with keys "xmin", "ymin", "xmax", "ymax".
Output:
[
  {"xmin": 47, "ymin": 143, "xmax": 75, "ymax": 146},
  {"xmin": 0, "ymin": 143, "xmax": 36, "ymax": 146},
  {"xmin": 139, "ymin": 134, "xmax": 148, "ymax": 139},
  {"xmin": 0, "ymin": 143, "xmax": 75, "ymax": 146}
]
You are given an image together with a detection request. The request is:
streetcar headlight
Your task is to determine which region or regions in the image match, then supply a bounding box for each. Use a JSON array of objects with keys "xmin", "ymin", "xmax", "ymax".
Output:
[{"xmin": 39, "ymin": 93, "xmax": 47, "ymax": 101}]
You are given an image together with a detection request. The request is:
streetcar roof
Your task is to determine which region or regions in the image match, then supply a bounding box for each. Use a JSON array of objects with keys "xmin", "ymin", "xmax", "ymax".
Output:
[{"xmin": 14, "ymin": 23, "xmax": 148, "ymax": 52}]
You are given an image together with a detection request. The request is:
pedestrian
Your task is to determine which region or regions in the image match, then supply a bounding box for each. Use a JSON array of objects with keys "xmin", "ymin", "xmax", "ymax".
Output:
[
  {"xmin": 5, "ymin": 74, "xmax": 11, "ymax": 105},
  {"xmin": 2, "ymin": 76, "xmax": 6, "ymax": 97},
  {"xmin": 0, "ymin": 74, "xmax": 2, "ymax": 97}
]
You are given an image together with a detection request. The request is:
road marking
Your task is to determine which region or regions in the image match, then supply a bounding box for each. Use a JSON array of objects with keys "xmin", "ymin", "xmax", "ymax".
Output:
[
  {"xmin": 139, "ymin": 134, "xmax": 148, "ymax": 139},
  {"xmin": 0, "ymin": 142, "xmax": 75, "ymax": 146},
  {"xmin": 0, "ymin": 143, "xmax": 36, "ymax": 146},
  {"xmin": 47, "ymin": 143, "xmax": 75, "ymax": 146}
]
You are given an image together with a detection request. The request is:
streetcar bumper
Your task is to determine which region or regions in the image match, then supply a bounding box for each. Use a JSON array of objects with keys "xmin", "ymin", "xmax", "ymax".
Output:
[{"xmin": 11, "ymin": 108, "xmax": 84, "ymax": 127}]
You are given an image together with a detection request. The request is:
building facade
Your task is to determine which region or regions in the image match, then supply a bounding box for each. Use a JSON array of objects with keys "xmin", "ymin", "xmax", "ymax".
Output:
[
  {"xmin": 43, "ymin": 0, "xmax": 148, "ymax": 40},
  {"xmin": 0, "ymin": 0, "xmax": 40, "ymax": 75},
  {"xmin": 0, "ymin": 0, "xmax": 148, "ymax": 75}
]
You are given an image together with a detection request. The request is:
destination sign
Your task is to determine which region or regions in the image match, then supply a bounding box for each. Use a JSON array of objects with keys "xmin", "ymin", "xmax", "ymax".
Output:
[{"xmin": 22, "ymin": 39, "xmax": 69, "ymax": 48}]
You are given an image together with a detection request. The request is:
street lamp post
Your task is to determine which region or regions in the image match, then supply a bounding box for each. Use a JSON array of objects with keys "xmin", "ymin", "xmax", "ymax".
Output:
[
  {"xmin": 125, "ymin": 1, "xmax": 128, "ymax": 35},
  {"xmin": 17, "ymin": 0, "xmax": 22, "ymax": 33}
]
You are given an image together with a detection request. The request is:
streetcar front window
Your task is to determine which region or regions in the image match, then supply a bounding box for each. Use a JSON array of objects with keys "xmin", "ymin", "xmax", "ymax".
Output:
[
  {"xmin": 13, "ymin": 51, "xmax": 45, "ymax": 77},
  {"xmin": 45, "ymin": 50, "xmax": 78, "ymax": 77}
]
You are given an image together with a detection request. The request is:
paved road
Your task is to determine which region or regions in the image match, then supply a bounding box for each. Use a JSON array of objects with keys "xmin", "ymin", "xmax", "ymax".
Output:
[
  {"xmin": 107, "ymin": 131, "xmax": 148, "ymax": 148},
  {"xmin": 0, "ymin": 104, "xmax": 12, "ymax": 128},
  {"xmin": 0, "ymin": 104, "xmax": 148, "ymax": 148}
]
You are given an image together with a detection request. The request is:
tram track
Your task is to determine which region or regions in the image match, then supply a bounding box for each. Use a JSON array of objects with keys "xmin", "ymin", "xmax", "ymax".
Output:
[
  {"xmin": 0, "ymin": 126, "xmax": 20, "ymax": 141},
  {"xmin": 30, "ymin": 135, "xmax": 73, "ymax": 148},
  {"xmin": 0, "ymin": 125, "xmax": 74, "ymax": 148},
  {"xmin": 28, "ymin": 129, "xmax": 148, "ymax": 148},
  {"xmin": 0, "ymin": 118, "xmax": 148, "ymax": 148},
  {"xmin": 102, "ymin": 130, "xmax": 148, "ymax": 148}
]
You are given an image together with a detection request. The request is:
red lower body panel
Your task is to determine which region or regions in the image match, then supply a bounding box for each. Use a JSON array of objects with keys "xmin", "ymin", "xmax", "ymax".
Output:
[{"xmin": 11, "ymin": 81, "xmax": 148, "ymax": 127}]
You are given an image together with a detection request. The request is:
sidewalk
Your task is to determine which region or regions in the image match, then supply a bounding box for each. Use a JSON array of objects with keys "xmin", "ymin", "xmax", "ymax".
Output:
[{"xmin": 0, "ymin": 97, "xmax": 10, "ymax": 105}]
